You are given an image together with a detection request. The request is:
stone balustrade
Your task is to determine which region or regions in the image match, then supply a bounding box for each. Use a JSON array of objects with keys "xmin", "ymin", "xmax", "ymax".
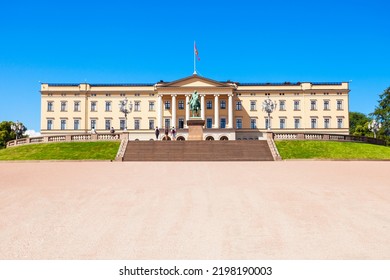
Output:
[
  {"xmin": 272, "ymin": 132, "xmax": 387, "ymax": 146},
  {"xmin": 273, "ymin": 133, "xmax": 297, "ymax": 140},
  {"xmin": 6, "ymin": 133, "xmax": 125, "ymax": 148}
]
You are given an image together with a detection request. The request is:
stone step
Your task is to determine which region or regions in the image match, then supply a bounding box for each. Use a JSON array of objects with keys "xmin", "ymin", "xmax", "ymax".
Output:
[{"xmin": 122, "ymin": 140, "xmax": 274, "ymax": 161}]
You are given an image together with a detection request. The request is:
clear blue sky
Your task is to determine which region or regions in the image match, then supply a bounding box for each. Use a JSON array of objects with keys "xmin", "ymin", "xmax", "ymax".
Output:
[{"xmin": 1, "ymin": 0, "xmax": 389, "ymax": 132}]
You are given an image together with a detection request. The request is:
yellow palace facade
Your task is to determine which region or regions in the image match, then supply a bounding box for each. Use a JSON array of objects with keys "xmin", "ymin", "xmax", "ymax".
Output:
[{"xmin": 40, "ymin": 74, "xmax": 350, "ymax": 140}]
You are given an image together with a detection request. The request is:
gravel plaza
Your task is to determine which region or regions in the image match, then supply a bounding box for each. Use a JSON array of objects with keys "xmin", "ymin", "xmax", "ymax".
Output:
[{"xmin": 0, "ymin": 161, "xmax": 389, "ymax": 259}]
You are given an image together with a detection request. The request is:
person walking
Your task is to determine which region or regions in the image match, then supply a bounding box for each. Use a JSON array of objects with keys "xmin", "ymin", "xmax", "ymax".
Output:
[{"xmin": 155, "ymin": 127, "xmax": 160, "ymax": 140}]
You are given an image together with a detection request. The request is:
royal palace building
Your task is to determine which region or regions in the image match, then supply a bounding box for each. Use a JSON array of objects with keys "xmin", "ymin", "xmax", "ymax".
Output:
[{"xmin": 40, "ymin": 74, "xmax": 350, "ymax": 140}]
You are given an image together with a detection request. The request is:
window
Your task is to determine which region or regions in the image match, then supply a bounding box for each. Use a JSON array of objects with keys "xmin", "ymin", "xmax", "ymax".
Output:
[
  {"xmin": 294, "ymin": 100, "xmax": 300, "ymax": 110},
  {"xmin": 105, "ymin": 119, "xmax": 111, "ymax": 130},
  {"xmin": 279, "ymin": 100, "xmax": 286, "ymax": 111},
  {"xmin": 324, "ymin": 100, "xmax": 330, "ymax": 110},
  {"xmin": 280, "ymin": 118, "xmax": 286, "ymax": 129},
  {"xmin": 47, "ymin": 102, "xmax": 53, "ymax": 112},
  {"xmin": 47, "ymin": 119, "xmax": 53, "ymax": 130},
  {"xmin": 149, "ymin": 101, "xmax": 155, "ymax": 111},
  {"xmin": 220, "ymin": 100, "xmax": 226, "ymax": 109},
  {"xmin": 74, "ymin": 119, "xmax": 80, "ymax": 130},
  {"xmin": 311, "ymin": 118, "xmax": 317, "ymax": 129},
  {"xmin": 236, "ymin": 101, "xmax": 242, "ymax": 111},
  {"xmin": 178, "ymin": 101, "xmax": 184, "ymax": 110},
  {"xmin": 105, "ymin": 101, "xmax": 112, "ymax": 112},
  {"xmin": 265, "ymin": 118, "xmax": 270, "ymax": 129},
  {"xmin": 91, "ymin": 119, "xmax": 97, "ymax": 129},
  {"xmin": 60, "ymin": 119, "xmax": 66, "ymax": 130},
  {"xmin": 250, "ymin": 101, "xmax": 256, "ymax": 111},
  {"xmin": 149, "ymin": 119, "xmax": 154, "ymax": 130},
  {"xmin": 250, "ymin": 118, "xmax": 257, "ymax": 129},
  {"xmin": 178, "ymin": 118, "xmax": 184, "ymax": 129},
  {"xmin": 236, "ymin": 118, "xmax": 242, "ymax": 129},
  {"xmin": 164, "ymin": 101, "xmax": 171, "ymax": 110},
  {"xmin": 337, "ymin": 100, "xmax": 343, "ymax": 110},
  {"xmin": 91, "ymin": 101, "xmax": 97, "ymax": 112},
  {"xmin": 61, "ymin": 102, "xmax": 67, "ymax": 112},
  {"xmin": 310, "ymin": 100, "xmax": 317, "ymax": 110},
  {"xmin": 206, "ymin": 118, "xmax": 212, "ymax": 128},
  {"xmin": 74, "ymin": 101, "xmax": 80, "ymax": 112},
  {"xmin": 324, "ymin": 118, "xmax": 330, "ymax": 129},
  {"xmin": 134, "ymin": 119, "xmax": 140, "ymax": 130},
  {"xmin": 337, "ymin": 118, "xmax": 343, "ymax": 128},
  {"xmin": 164, "ymin": 118, "xmax": 170, "ymax": 129},
  {"xmin": 220, "ymin": 118, "xmax": 226, "ymax": 128},
  {"xmin": 294, "ymin": 118, "xmax": 300, "ymax": 129},
  {"xmin": 120, "ymin": 119, "xmax": 125, "ymax": 130},
  {"xmin": 134, "ymin": 101, "xmax": 140, "ymax": 112},
  {"xmin": 206, "ymin": 100, "xmax": 212, "ymax": 109}
]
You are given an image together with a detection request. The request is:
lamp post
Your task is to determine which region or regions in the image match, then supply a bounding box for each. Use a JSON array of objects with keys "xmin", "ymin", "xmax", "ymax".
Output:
[
  {"xmin": 368, "ymin": 119, "xmax": 381, "ymax": 138},
  {"xmin": 119, "ymin": 97, "xmax": 133, "ymax": 131},
  {"xmin": 11, "ymin": 121, "xmax": 26, "ymax": 139},
  {"xmin": 262, "ymin": 98, "xmax": 277, "ymax": 130}
]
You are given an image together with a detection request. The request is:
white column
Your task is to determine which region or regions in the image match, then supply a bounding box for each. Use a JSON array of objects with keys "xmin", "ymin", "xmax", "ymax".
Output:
[
  {"xmin": 185, "ymin": 94, "xmax": 190, "ymax": 128},
  {"xmin": 171, "ymin": 94, "xmax": 177, "ymax": 128},
  {"xmin": 214, "ymin": 94, "xmax": 219, "ymax": 128},
  {"xmin": 201, "ymin": 94, "xmax": 205, "ymax": 120},
  {"xmin": 228, "ymin": 94, "xmax": 233, "ymax": 128},
  {"xmin": 157, "ymin": 94, "xmax": 163, "ymax": 129}
]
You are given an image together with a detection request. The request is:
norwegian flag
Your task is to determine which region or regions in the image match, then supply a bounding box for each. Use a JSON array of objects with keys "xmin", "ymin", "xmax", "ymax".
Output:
[{"xmin": 194, "ymin": 41, "xmax": 200, "ymax": 61}]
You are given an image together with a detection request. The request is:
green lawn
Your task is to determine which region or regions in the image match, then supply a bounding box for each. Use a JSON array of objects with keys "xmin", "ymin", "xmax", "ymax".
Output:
[
  {"xmin": 0, "ymin": 141, "xmax": 120, "ymax": 160},
  {"xmin": 275, "ymin": 140, "xmax": 390, "ymax": 160}
]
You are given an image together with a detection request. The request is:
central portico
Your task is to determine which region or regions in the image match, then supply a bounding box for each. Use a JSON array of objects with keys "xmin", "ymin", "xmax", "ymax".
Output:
[{"xmin": 155, "ymin": 74, "xmax": 236, "ymax": 130}]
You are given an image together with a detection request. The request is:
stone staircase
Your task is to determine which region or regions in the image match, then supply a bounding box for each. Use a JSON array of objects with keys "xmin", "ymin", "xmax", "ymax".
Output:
[{"xmin": 122, "ymin": 140, "xmax": 274, "ymax": 161}]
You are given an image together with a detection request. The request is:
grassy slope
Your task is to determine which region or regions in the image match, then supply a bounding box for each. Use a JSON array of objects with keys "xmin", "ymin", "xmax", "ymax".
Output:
[
  {"xmin": 275, "ymin": 140, "xmax": 390, "ymax": 160},
  {"xmin": 0, "ymin": 141, "xmax": 120, "ymax": 160}
]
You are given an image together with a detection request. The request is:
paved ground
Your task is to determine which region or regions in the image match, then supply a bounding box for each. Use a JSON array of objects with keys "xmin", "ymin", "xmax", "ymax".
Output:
[{"xmin": 0, "ymin": 161, "xmax": 389, "ymax": 259}]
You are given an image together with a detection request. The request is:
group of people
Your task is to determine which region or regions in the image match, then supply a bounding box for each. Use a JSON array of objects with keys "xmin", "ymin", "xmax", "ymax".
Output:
[
  {"xmin": 92, "ymin": 126, "xmax": 176, "ymax": 140},
  {"xmin": 155, "ymin": 126, "xmax": 176, "ymax": 140}
]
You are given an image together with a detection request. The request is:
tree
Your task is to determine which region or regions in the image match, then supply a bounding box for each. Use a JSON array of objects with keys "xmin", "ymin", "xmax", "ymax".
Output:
[
  {"xmin": 349, "ymin": 112, "xmax": 370, "ymax": 135},
  {"xmin": 352, "ymin": 122, "xmax": 371, "ymax": 137},
  {"xmin": 371, "ymin": 86, "xmax": 390, "ymax": 138},
  {"xmin": 0, "ymin": 121, "xmax": 27, "ymax": 149}
]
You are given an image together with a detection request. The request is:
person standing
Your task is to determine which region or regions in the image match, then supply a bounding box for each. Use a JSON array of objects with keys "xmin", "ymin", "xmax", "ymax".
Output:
[
  {"xmin": 155, "ymin": 127, "xmax": 160, "ymax": 140},
  {"xmin": 171, "ymin": 126, "xmax": 176, "ymax": 140},
  {"xmin": 164, "ymin": 127, "xmax": 169, "ymax": 140}
]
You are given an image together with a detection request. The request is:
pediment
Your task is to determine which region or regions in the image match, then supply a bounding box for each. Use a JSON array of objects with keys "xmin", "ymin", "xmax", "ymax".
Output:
[{"xmin": 157, "ymin": 75, "xmax": 232, "ymax": 88}]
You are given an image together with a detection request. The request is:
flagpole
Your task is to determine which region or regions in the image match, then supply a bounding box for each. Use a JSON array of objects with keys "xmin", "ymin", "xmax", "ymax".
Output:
[{"xmin": 193, "ymin": 41, "xmax": 197, "ymax": 75}]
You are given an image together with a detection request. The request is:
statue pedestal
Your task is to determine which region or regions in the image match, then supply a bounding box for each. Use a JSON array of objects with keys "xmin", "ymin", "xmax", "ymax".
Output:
[{"xmin": 187, "ymin": 119, "xmax": 205, "ymax": 141}]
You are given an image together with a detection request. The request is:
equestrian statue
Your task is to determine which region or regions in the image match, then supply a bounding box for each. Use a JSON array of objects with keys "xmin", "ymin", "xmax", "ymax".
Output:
[{"xmin": 188, "ymin": 90, "xmax": 201, "ymax": 117}]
